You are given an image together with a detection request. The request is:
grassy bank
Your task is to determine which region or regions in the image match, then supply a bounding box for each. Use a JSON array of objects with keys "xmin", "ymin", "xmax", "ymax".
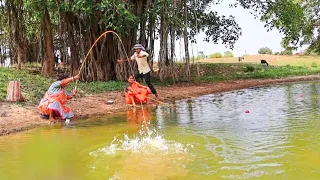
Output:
[
  {"xmin": 0, "ymin": 67, "xmax": 126, "ymax": 104},
  {"xmin": 191, "ymin": 63, "xmax": 320, "ymax": 82},
  {"xmin": 1, "ymin": 60, "xmax": 320, "ymax": 104}
]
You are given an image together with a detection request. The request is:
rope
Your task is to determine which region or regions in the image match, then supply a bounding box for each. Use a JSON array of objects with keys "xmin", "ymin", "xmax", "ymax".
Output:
[
  {"xmin": 75, "ymin": 30, "xmax": 174, "ymax": 123},
  {"xmin": 75, "ymin": 30, "xmax": 147, "ymax": 120},
  {"xmin": 75, "ymin": 30, "xmax": 133, "ymax": 89},
  {"xmin": 149, "ymin": 96, "xmax": 168, "ymax": 105}
]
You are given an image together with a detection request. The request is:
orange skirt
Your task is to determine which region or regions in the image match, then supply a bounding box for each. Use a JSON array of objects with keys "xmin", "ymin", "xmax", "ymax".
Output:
[
  {"xmin": 125, "ymin": 88, "xmax": 149, "ymax": 104},
  {"xmin": 38, "ymin": 91, "xmax": 73, "ymax": 120}
]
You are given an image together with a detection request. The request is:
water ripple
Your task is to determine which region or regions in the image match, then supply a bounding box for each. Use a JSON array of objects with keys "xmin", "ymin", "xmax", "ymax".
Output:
[{"xmin": 161, "ymin": 82, "xmax": 320, "ymax": 179}]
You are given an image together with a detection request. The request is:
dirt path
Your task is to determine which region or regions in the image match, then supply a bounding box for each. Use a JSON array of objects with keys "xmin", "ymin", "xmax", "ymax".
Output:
[{"xmin": 1, "ymin": 75, "xmax": 320, "ymax": 136}]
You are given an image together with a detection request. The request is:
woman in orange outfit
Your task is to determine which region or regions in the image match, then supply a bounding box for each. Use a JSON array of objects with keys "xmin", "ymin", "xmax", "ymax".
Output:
[
  {"xmin": 125, "ymin": 75, "xmax": 151, "ymax": 106},
  {"xmin": 38, "ymin": 73, "xmax": 80, "ymax": 122}
]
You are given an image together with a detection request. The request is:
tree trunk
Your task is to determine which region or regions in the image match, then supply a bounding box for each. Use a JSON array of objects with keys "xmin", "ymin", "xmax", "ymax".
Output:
[
  {"xmin": 158, "ymin": 0, "xmax": 169, "ymax": 80},
  {"xmin": 65, "ymin": 13, "xmax": 80, "ymax": 76},
  {"xmin": 170, "ymin": 29, "xmax": 175, "ymax": 62},
  {"xmin": 170, "ymin": 0, "xmax": 177, "ymax": 63},
  {"xmin": 7, "ymin": 0, "xmax": 26, "ymax": 70},
  {"xmin": 42, "ymin": 7, "xmax": 55, "ymax": 76},
  {"xmin": 183, "ymin": 0, "xmax": 190, "ymax": 82},
  {"xmin": 147, "ymin": 0, "xmax": 156, "ymax": 69},
  {"xmin": 169, "ymin": 0, "xmax": 177, "ymax": 82},
  {"xmin": 138, "ymin": 0, "xmax": 147, "ymax": 47}
]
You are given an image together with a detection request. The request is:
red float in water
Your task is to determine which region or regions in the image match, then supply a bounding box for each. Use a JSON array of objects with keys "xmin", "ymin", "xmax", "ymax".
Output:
[
  {"xmin": 245, "ymin": 110, "xmax": 249, "ymax": 113},
  {"xmin": 300, "ymin": 94, "xmax": 304, "ymax": 97}
]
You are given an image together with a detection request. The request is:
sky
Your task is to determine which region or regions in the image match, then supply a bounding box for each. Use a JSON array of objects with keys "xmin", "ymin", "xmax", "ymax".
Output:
[{"xmin": 154, "ymin": 0, "xmax": 287, "ymax": 60}]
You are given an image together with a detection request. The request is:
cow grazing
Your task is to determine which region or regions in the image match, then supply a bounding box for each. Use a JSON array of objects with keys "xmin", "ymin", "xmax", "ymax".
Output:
[{"xmin": 261, "ymin": 59, "xmax": 269, "ymax": 66}]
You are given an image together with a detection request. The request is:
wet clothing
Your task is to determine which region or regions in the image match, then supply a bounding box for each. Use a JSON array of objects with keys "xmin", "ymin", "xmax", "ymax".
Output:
[
  {"xmin": 125, "ymin": 81, "xmax": 150, "ymax": 104},
  {"xmin": 38, "ymin": 81, "xmax": 73, "ymax": 120}
]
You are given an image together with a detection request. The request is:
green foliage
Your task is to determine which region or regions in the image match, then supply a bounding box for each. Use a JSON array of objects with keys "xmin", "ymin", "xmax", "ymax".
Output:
[
  {"xmin": 280, "ymin": 49, "xmax": 293, "ymax": 55},
  {"xmin": 304, "ymin": 48, "xmax": 320, "ymax": 55},
  {"xmin": 0, "ymin": 67, "xmax": 53, "ymax": 104},
  {"xmin": 187, "ymin": 1, "xmax": 242, "ymax": 49},
  {"xmin": 198, "ymin": 51, "xmax": 205, "ymax": 58},
  {"xmin": 311, "ymin": 62, "xmax": 318, "ymax": 68},
  {"xmin": 261, "ymin": 1, "xmax": 305, "ymax": 49},
  {"xmin": 224, "ymin": 51, "xmax": 234, "ymax": 57},
  {"xmin": 209, "ymin": 52, "xmax": 222, "ymax": 58},
  {"xmin": 258, "ymin": 47, "xmax": 272, "ymax": 54},
  {"xmin": 244, "ymin": 65, "xmax": 255, "ymax": 72},
  {"xmin": 238, "ymin": 0, "xmax": 320, "ymax": 54},
  {"xmin": 274, "ymin": 52, "xmax": 279, "ymax": 55},
  {"xmin": 65, "ymin": 0, "xmax": 137, "ymax": 36},
  {"xmin": 306, "ymin": 37, "xmax": 320, "ymax": 55},
  {"xmin": 194, "ymin": 51, "xmax": 205, "ymax": 60}
]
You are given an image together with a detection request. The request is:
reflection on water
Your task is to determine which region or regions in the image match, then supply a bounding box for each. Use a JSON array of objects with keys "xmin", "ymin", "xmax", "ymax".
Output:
[
  {"xmin": 155, "ymin": 82, "xmax": 320, "ymax": 179},
  {"xmin": 1, "ymin": 81, "xmax": 320, "ymax": 179},
  {"xmin": 126, "ymin": 106, "xmax": 152, "ymax": 127}
]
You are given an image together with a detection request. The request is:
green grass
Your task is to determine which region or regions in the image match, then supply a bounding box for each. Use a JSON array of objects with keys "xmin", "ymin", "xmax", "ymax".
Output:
[
  {"xmin": 0, "ymin": 68, "xmax": 53, "ymax": 104},
  {"xmin": 193, "ymin": 64, "xmax": 320, "ymax": 82},
  {"xmin": 75, "ymin": 81, "xmax": 126, "ymax": 95},
  {"xmin": 0, "ymin": 67, "xmax": 126, "ymax": 104}
]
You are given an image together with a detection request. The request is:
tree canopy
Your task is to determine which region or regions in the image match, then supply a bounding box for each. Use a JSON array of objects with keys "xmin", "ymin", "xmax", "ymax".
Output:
[{"xmin": 236, "ymin": 0, "xmax": 320, "ymax": 54}]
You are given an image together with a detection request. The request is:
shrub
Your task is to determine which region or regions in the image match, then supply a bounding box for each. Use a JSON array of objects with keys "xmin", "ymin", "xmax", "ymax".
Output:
[
  {"xmin": 311, "ymin": 62, "xmax": 318, "ymax": 68},
  {"xmin": 274, "ymin": 52, "xmax": 280, "ymax": 55},
  {"xmin": 209, "ymin": 52, "xmax": 222, "ymax": 58},
  {"xmin": 224, "ymin": 51, "xmax": 234, "ymax": 57},
  {"xmin": 258, "ymin": 47, "xmax": 273, "ymax": 54},
  {"xmin": 195, "ymin": 51, "xmax": 206, "ymax": 60},
  {"xmin": 280, "ymin": 49, "xmax": 293, "ymax": 55},
  {"xmin": 244, "ymin": 65, "xmax": 255, "ymax": 72}
]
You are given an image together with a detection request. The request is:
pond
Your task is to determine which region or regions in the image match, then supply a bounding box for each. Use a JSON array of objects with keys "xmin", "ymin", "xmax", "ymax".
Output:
[{"xmin": 1, "ymin": 81, "xmax": 320, "ymax": 179}]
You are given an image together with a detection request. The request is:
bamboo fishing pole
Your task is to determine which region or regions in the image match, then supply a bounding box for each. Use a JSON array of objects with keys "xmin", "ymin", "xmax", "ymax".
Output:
[{"xmin": 74, "ymin": 30, "xmax": 132, "ymax": 91}]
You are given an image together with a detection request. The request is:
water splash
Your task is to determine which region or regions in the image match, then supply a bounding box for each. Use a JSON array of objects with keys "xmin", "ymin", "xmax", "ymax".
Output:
[{"xmin": 90, "ymin": 127, "xmax": 189, "ymax": 157}]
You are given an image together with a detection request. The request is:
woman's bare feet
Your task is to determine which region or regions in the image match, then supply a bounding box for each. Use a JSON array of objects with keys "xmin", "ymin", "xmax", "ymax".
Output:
[
  {"xmin": 49, "ymin": 118, "xmax": 56, "ymax": 123},
  {"xmin": 49, "ymin": 110, "xmax": 56, "ymax": 123}
]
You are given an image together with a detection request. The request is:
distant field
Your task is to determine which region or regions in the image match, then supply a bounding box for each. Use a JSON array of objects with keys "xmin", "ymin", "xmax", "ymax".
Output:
[{"xmin": 198, "ymin": 55, "xmax": 320, "ymax": 67}]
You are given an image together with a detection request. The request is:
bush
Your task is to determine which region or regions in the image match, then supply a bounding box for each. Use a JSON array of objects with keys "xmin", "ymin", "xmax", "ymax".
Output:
[
  {"xmin": 311, "ymin": 62, "xmax": 318, "ymax": 68},
  {"xmin": 258, "ymin": 47, "xmax": 273, "ymax": 54},
  {"xmin": 194, "ymin": 55, "xmax": 203, "ymax": 61},
  {"xmin": 304, "ymin": 48, "xmax": 320, "ymax": 55},
  {"xmin": 209, "ymin": 52, "xmax": 222, "ymax": 58},
  {"xmin": 274, "ymin": 52, "xmax": 280, "ymax": 55},
  {"xmin": 194, "ymin": 51, "xmax": 206, "ymax": 60},
  {"xmin": 280, "ymin": 49, "xmax": 293, "ymax": 55},
  {"xmin": 224, "ymin": 51, "xmax": 233, "ymax": 57},
  {"xmin": 244, "ymin": 65, "xmax": 255, "ymax": 72}
]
